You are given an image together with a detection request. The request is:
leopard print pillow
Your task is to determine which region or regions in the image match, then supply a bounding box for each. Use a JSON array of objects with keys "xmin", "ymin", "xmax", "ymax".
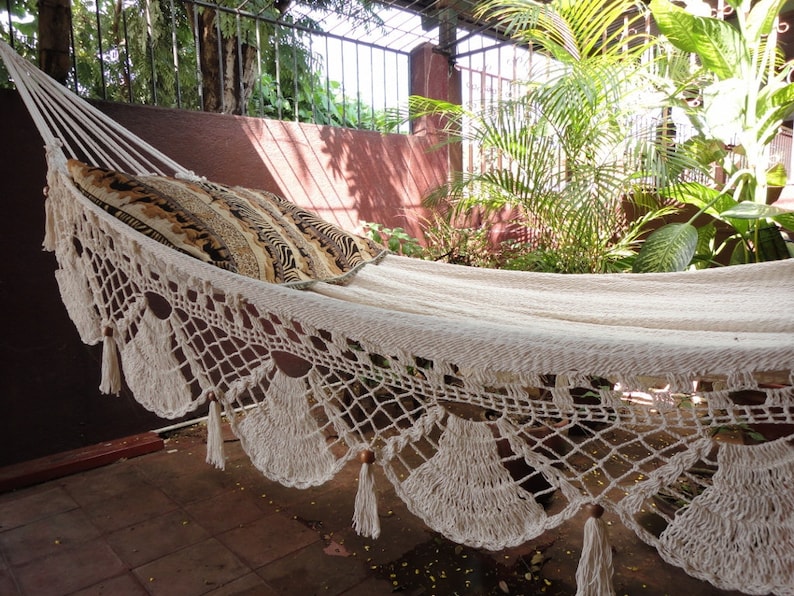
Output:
[{"xmin": 67, "ymin": 160, "xmax": 385, "ymax": 285}]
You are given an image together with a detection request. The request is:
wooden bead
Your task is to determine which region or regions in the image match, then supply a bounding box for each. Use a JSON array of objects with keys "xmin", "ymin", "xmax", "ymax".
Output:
[
  {"xmin": 358, "ymin": 450, "xmax": 375, "ymax": 465},
  {"xmin": 103, "ymin": 326, "xmax": 113, "ymax": 337},
  {"xmin": 586, "ymin": 503, "xmax": 605, "ymax": 518}
]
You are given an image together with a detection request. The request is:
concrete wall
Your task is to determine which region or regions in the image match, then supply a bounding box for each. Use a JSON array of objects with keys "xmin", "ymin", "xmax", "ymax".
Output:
[{"xmin": 0, "ymin": 89, "xmax": 448, "ymax": 467}]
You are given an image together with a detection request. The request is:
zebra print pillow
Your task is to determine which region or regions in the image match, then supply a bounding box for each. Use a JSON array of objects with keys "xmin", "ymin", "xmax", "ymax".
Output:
[{"xmin": 66, "ymin": 160, "xmax": 385, "ymax": 285}]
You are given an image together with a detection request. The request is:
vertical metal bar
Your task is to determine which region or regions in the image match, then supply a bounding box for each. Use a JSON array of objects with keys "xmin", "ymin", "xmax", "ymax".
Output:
[
  {"xmin": 369, "ymin": 45, "xmax": 374, "ymax": 130},
  {"xmin": 324, "ymin": 34, "xmax": 330, "ymax": 124},
  {"xmin": 308, "ymin": 33, "xmax": 316, "ymax": 123},
  {"xmin": 340, "ymin": 40, "xmax": 346, "ymax": 125},
  {"xmin": 235, "ymin": 11, "xmax": 243, "ymax": 113},
  {"xmin": 291, "ymin": 24, "xmax": 298, "ymax": 121},
  {"xmin": 254, "ymin": 17, "xmax": 263, "ymax": 117},
  {"xmin": 169, "ymin": 0, "xmax": 182, "ymax": 108},
  {"xmin": 214, "ymin": 7, "xmax": 223, "ymax": 112},
  {"xmin": 192, "ymin": 3, "xmax": 203, "ymax": 110},
  {"xmin": 381, "ymin": 48, "xmax": 387, "ymax": 131},
  {"xmin": 355, "ymin": 41, "xmax": 361, "ymax": 127},
  {"xmin": 274, "ymin": 25, "xmax": 282, "ymax": 119},
  {"xmin": 94, "ymin": 0, "xmax": 107, "ymax": 98},
  {"xmin": 394, "ymin": 52, "xmax": 400, "ymax": 133},
  {"xmin": 144, "ymin": 0, "xmax": 157, "ymax": 104},
  {"xmin": 122, "ymin": 6, "xmax": 132, "ymax": 102}
]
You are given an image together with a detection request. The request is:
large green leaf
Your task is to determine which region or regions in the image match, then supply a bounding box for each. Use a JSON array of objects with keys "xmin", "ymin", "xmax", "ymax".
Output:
[
  {"xmin": 650, "ymin": 0, "xmax": 746, "ymax": 80},
  {"xmin": 768, "ymin": 82, "xmax": 794, "ymax": 124},
  {"xmin": 767, "ymin": 163, "xmax": 788, "ymax": 187},
  {"xmin": 773, "ymin": 212, "xmax": 794, "ymax": 230},
  {"xmin": 720, "ymin": 202, "xmax": 792, "ymax": 219},
  {"xmin": 746, "ymin": 0, "xmax": 789, "ymax": 42},
  {"xmin": 633, "ymin": 223, "xmax": 699, "ymax": 272},
  {"xmin": 662, "ymin": 182, "xmax": 733, "ymax": 218}
]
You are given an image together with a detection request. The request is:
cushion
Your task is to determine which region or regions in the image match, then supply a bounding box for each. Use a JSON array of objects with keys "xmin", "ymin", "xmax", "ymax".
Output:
[{"xmin": 67, "ymin": 160, "xmax": 385, "ymax": 285}]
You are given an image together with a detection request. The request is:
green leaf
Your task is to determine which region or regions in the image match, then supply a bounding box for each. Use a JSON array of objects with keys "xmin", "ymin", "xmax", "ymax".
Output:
[
  {"xmin": 662, "ymin": 182, "xmax": 733, "ymax": 218},
  {"xmin": 773, "ymin": 212, "xmax": 794, "ymax": 229},
  {"xmin": 650, "ymin": 0, "xmax": 746, "ymax": 80},
  {"xmin": 746, "ymin": 0, "xmax": 788, "ymax": 42},
  {"xmin": 633, "ymin": 223, "xmax": 699, "ymax": 272},
  {"xmin": 767, "ymin": 162, "xmax": 788, "ymax": 187},
  {"xmin": 720, "ymin": 202, "xmax": 791, "ymax": 219}
]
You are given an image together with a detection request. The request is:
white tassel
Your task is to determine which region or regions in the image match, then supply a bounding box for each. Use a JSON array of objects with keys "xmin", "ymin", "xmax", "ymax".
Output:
[
  {"xmin": 99, "ymin": 327, "xmax": 122, "ymax": 396},
  {"xmin": 576, "ymin": 504, "xmax": 615, "ymax": 596},
  {"xmin": 205, "ymin": 392, "xmax": 226, "ymax": 470},
  {"xmin": 42, "ymin": 192, "xmax": 56, "ymax": 252},
  {"xmin": 352, "ymin": 450, "xmax": 380, "ymax": 539}
]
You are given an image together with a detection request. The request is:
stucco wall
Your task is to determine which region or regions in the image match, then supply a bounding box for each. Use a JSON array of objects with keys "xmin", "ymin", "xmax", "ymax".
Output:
[{"xmin": 0, "ymin": 89, "xmax": 447, "ymax": 466}]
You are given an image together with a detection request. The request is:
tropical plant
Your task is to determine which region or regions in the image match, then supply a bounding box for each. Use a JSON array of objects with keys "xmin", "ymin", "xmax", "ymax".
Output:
[
  {"xmin": 633, "ymin": 0, "xmax": 794, "ymax": 271},
  {"xmin": 411, "ymin": 0, "xmax": 695, "ymax": 273}
]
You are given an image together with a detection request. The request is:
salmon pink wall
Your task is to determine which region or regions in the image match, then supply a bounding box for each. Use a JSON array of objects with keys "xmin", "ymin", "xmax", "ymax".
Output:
[{"xmin": 98, "ymin": 101, "xmax": 448, "ymax": 239}]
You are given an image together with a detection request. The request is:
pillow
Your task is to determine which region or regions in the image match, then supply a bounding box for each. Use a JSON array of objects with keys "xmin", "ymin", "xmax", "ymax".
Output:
[{"xmin": 66, "ymin": 160, "xmax": 385, "ymax": 285}]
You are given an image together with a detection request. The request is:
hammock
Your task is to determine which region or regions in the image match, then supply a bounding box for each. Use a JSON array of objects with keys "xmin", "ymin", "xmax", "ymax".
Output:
[{"xmin": 3, "ymin": 40, "xmax": 794, "ymax": 596}]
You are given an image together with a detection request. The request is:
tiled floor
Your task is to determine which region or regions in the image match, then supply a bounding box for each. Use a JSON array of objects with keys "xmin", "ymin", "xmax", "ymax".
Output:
[{"xmin": 0, "ymin": 425, "xmax": 746, "ymax": 596}]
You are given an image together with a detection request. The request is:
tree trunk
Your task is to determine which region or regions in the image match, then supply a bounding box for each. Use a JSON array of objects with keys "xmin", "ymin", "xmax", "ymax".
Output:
[
  {"xmin": 196, "ymin": 7, "xmax": 258, "ymax": 115},
  {"xmin": 38, "ymin": 0, "xmax": 72, "ymax": 83}
]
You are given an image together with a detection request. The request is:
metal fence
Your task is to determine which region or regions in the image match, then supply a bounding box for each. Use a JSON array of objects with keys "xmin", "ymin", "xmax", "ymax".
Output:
[{"xmin": 1, "ymin": 0, "xmax": 427, "ymax": 132}]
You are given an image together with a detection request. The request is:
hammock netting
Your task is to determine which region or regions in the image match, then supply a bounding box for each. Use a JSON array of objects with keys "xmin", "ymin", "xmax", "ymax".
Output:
[{"xmin": 3, "ymin": 40, "xmax": 794, "ymax": 596}]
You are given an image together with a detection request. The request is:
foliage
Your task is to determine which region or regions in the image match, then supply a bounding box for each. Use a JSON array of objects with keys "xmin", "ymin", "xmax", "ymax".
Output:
[
  {"xmin": 361, "ymin": 222, "xmax": 425, "ymax": 258},
  {"xmin": 1, "ymin": 0, "xmax": 385, "ymax": 129},
  {"xmin": 633, "ymin": 0, "xmax": 794, "ymax": 271},
  {"xmin": 411, "ymin": 0, "xmax": 697, "ymax": 273}
]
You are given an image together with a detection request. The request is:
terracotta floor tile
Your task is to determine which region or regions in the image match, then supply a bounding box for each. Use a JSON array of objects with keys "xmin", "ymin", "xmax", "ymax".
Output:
[
  {"xmin": 338, "ymin": 576, "xmax": 395, "ymax": 595},
  {"xmin": 204, "ymin": 572, "xmax": 279, "ymax": 595},
  {"xmin": 70, "ymin": 572, "xmax": 149, "ymax": 595},
  {"xmin": 0, "ymin": 486, "xmax": 78, "ymax": 531},
  {"xmin": 60, "ymin": 462, "xmax": 149, "ymax": 507},
  {"xmin": 256, "ymin": 540, "xmax": 368, "ymax": 595},
  {"xmin": 0, "ymin": 508, "xmax": 101, "ymax": 566},
  {"xmin": 184, "ymin": 487, "xmax": 269, "ymax": 535},
  {"xmin": 83, "ymin": 483, "xmax": 178, "ymax": 533},
  {"xmin": 106, "ymin": 509, "xmax": 209, "ymax": 568},
  {"xmin": 217, "ymin": 514, "xmax": 319, "ymax": 569},
  {"xmin": 136, "ymin": 455, "xmax": 240, "ymax": 507},
  {"xmin": 13, "ymin": 540, "xmax": 126, "ymax": 596},
  {"xmin": 132, "ymin": 537, "xmax": 250, "ymax": 596}
]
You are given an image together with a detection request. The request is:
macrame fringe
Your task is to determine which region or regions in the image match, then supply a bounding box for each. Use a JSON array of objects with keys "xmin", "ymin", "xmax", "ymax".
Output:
[
  {"xmin": 352, "ymin": 450, "xmax": 380, "ymax": 539},
  {"xmin": 99, "ymin": 327, "xmax": 121, "ymax": 396},
  {"xmin": 205, "ymin": 392, "xmax": 225, "ymax": 470},
  {"xmin": 575, "ymin": 504, "xmax": 615, "ymax": 596},
  {"xmin": 42, "ymin": 193, "xmax": 56, "ymax": 251}
]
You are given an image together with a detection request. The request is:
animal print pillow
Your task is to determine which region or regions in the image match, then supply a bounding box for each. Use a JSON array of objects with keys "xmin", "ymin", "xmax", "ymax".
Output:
[{"xmin": 66, "ymin": 160, "xmax": 385, "ymax": 285}]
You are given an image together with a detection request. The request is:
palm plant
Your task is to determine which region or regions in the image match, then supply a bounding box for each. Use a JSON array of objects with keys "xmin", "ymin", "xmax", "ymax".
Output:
[{"xmin": 414, "ymin": 0, "xmax": 700, "ymax": 273}]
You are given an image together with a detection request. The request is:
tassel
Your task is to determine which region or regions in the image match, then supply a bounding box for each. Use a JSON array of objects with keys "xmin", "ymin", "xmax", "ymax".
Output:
[
  {"xmin": 42, "ymin": 191, "xmax": 56, "ymax": 251},
  {"xmin": 352, "ymin": 450, "xmax": 380, "ymax": 539},
  {"xmin": 205, "ymin": 392, "xmax": 225, "ymax": 470},
  {"xmin": 575, "ymin": 504, "xmax": 615, "ymax": 596},
  {"xmin": 99, "ymin": 327, "xmax": 122, "ymax": 396}
]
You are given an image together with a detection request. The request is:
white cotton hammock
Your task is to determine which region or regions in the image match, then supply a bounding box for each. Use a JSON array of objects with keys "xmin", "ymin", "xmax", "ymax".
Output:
[{"xmin": 3, "ymin": 39, "xmax": 794, "ymax": 596}]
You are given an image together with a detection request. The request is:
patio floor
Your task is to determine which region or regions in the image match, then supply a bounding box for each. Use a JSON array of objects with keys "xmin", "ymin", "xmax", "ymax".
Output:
[{"xmin": 0, "ymin": 423, "xmax": 747, "ymax": 596}]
